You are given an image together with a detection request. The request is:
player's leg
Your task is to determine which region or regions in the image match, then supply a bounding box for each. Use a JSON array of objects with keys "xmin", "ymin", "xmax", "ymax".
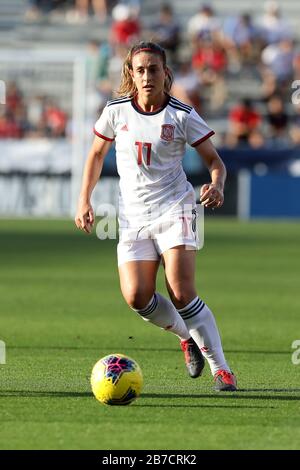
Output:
[
  {"xmin": 162, "ymin": 246, "xmax": 237, "ymax": 391},
  {"xmin": 118, "ymin": 240, "xmax": 190, "ymax": 341},
  {"xmin": 119, "ymin": 259, "xmax": 159, "ymax": 310}
]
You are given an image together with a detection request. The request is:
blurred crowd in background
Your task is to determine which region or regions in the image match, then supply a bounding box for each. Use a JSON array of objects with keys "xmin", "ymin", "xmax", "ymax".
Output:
[{"xmin": 1, "ymin": 0, "xmax": 300, "ymax": 149}]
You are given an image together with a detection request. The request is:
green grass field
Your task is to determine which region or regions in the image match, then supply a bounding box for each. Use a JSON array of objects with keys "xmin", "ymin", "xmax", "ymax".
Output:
[{"xmin": 0, "ymin": 218, "xmax": 300, "ymax": 450}]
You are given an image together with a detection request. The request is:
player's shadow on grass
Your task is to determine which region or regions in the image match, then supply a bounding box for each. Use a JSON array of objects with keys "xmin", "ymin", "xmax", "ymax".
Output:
[
  {"xmin": 8, "ymin": 347, "xmax": 295, "ymax": 355},
  {"xmin": 138, "ymin": 404, "xmax": 274, "ymax": 409},
  {"xmin": 141, "ymin": 392, "xmax": 300, "ymax": 402},
  {"xmin": 0, "ymin": 391, "xmax": 91, "ymax": 398},
  {"xmin": 1, "ymin": 391, "xmax": 300, "ymax": 405},
  {"xmin": 237, "ymin": 388, "xmax": 300, "ymax": 393}
]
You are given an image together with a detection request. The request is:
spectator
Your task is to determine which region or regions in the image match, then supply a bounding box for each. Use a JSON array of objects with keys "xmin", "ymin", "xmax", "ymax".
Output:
[
  {"xmin": 248, "ymin": 129, "xmax": 266, "ymax": 149},
  {"xmin": 27, "ymin": 95, "xmax": 46, "ymax": 129},
  {"xmin": 73, "ymin": 0, "xmax": 115, "ymax": 22},
  {"xmin": 226, "ymin": 98, "xmax": 262, "ymax": 147},
  {"xmin": 125, "ymin": 0, "xmax": 141, "ymax": 19},
  {"xmin": 0, "ymin": 81, "xmax": 70, "ymax": 140},
  {"xmin": 261, "ymin": 39, "xmax": 294, "ymax": 83},
  {"xmin": 25, "ymin": 0, "xmax": 55, "ymax": 20},
  {"xmin": 259, "ymin": 1, "xmax": 292, "ymax": 45},
  {"xmin": 191, "ymin": 37, "xmax": 227, "ymax": 110},
  {"xmin": 110, "ymin": 3, "xmax": 141, "ymax": 46},
  {"xmin": 266, "ymin": 94, "xmax": 289, "ymax": 139},
  {"xmin": 42, "ymin": 99, "xmax": 67, "ymax": 137},
  {"xmin": 14, "ymin": 105, "xmax": 31, "ymax": 137},
  {"xmin": 187, "ymin": 4, "xmax": 221, "ymax": 45},
  {"xmin": 223, "ymin": 14, "xmax": 261, "ymax": 68},
  {"xmin": 290, "ymin": 104, "xmax": 300, "ymax": 146},
  {"xmin": 192, "ymin": 38, "xmax": 227, "ymax": 74},
  {"xmin": 293, "ymin": 50, "xmax": 300, "ymax": 80},
  {"xmin": 261, "ymin": 39, "xmax": 295, "ymax": 99},
  {"xmin": 107, "ymin": 44, "xmax": 128, "ymax": 95},
  {"xmin": 6, "ymin": 82, "xmax": 23, "ymax": 114},
  {"xmin": 86, "ymin": 39, "xmax": 104, "ymax": 88},
  {"xmin": 172, "ymin": 60, "xmax": 202, "ymax": 113},
  {"xmin": 65, "ymin": 0, "xmax": 119, "ymax": 23},
  {"xmin": 0, "ymin": 110, "xmax": 22, "ymax": 139},
  {"xmin": 26, "ymin": 0, "xmax": 70, "ymax": 20},
  {"xmin": 148, "ymin": 4, "xmax": 181, "ymax": 65}
]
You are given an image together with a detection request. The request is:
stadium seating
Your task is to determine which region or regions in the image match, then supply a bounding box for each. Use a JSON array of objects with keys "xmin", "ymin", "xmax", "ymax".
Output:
[{"xmin": 0, "ymin": 1, "xmax": 298, "ymax": 136}]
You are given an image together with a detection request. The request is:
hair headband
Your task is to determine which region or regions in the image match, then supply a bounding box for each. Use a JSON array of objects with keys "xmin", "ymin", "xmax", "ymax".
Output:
[{"xmin": 132, "ymin": 47, "xmax": 163, "ymax": 57}]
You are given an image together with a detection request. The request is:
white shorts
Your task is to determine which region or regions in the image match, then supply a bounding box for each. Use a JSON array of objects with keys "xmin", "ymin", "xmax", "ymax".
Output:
[{"xmin": 117, "ymin": 210, "xmax": 200, "ymax": 266}]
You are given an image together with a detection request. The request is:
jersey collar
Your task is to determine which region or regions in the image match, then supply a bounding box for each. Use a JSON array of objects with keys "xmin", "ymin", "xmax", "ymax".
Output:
[{"xmin": 131, "ymin": 94, "xmax": 171, "ymax": 116}]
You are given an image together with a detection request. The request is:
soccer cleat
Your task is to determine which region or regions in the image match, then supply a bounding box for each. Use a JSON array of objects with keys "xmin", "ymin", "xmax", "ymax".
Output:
[
  {"xmin": 180, "ymin": 337, "xmax": 205, "ymax": 378},
  {"xmin": 214, "ymin": 370, "xmax": 237, "ymax": 392}
]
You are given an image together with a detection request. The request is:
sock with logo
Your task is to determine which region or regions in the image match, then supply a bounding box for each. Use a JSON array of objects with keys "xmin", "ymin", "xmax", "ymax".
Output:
[{"xmin": 177, "ymin": 296, "xmax": 231, "ymax": 375}]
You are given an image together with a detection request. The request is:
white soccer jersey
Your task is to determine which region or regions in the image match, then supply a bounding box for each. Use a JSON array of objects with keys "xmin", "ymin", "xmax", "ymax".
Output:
[{"xmin": 94, "ymin": 95, "xmax": 214, "ymax": 231}]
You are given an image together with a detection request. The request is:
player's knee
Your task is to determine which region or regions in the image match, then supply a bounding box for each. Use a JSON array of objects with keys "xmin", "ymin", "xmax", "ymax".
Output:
[
  {"xmin": 123, "ymin": 288, "xmax": 155, "ymax": 310},
  {"xmin": 169, "ymin": 285, "xmax": 196, "ymax": 309}
]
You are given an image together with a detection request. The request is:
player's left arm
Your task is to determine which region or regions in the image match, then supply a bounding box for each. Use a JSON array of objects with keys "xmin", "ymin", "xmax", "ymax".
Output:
[{"xmin": 194, "ymin": 138, "xmax": 227, "ymax": 209}]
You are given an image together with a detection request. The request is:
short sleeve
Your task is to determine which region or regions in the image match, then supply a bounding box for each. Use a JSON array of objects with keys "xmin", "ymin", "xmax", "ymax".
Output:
[
  {"xmin": 186, "ymin": 108, "xmax": 215, "ymax": 147},
  {"xmin": 94, "ymin": 106, "xmax": 115, "ymax": 141}
]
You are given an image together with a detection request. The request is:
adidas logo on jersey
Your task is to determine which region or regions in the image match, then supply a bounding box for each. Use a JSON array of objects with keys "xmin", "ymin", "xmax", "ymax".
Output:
[{"xmin": 121, "ymin": 124, "xmax": 129, "ymax": 131}]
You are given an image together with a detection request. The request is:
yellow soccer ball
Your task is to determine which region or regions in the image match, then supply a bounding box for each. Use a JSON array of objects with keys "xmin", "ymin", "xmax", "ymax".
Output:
[{"xmin": 91, "ymin": 354, "xmax": 143, "ymax": 405}]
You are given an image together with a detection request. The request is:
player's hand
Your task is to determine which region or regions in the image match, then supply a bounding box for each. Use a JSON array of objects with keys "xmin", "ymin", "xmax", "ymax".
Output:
[
  {"xmin": 75, "ymin": 199, "xmax": 94, "ymax": 234},
  {"xmin": 200, "ymin": 183, "xmax": 224, "ymax": 209}
]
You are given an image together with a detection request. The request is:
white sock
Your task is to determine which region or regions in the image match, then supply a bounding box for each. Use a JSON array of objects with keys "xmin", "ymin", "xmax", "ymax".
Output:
[
  {"xmin": 132, "ymin": 293, "xmax": 190, "ymax": 341},
  {"xmin": 177, "ymin": 297, "xmax": 230, "ymax": 375}
]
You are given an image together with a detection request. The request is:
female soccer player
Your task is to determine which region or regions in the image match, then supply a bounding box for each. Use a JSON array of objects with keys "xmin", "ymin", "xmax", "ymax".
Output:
[{"xmin": 75, "ymin": 42, "xmax": 237, "ymax": 391}]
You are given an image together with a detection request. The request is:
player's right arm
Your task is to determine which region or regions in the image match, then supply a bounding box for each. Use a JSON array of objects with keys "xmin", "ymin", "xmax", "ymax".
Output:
[{"xmin": 75, "ymin": 136, "xmax": 113, "ymax": 234}]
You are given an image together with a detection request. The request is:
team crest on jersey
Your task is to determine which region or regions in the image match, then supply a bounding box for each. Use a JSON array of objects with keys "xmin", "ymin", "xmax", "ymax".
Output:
[{"xmin": 160, "ymin": 124, "xmax": 175, "ymax": 142}]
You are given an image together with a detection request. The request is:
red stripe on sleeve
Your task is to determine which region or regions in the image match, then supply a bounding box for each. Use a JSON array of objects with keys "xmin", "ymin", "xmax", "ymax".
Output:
[
  {"xmin": 191, "ymin": 131, "xmax": 215, "ymax": 147},
  {"xmin": 93, "ymin": 129, "xmax": 114, "ymax": 141}
]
